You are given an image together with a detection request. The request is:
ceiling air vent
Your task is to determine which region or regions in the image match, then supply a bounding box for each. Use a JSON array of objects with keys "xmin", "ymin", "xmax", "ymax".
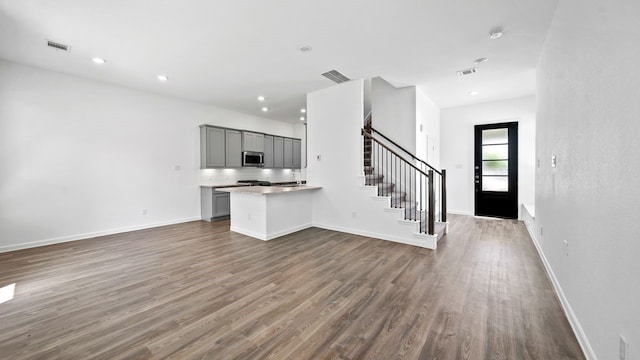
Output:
[
  {"xmin": 321, "ymin": 70, "xmax": 350, "ymax": 84},
  {"xmin": 457, "ymin": 67, "xmax": 477, "ymax": 76},
  {"xmin": 46, "ymin": 40, "xmax": 71, "ymax": 52}
]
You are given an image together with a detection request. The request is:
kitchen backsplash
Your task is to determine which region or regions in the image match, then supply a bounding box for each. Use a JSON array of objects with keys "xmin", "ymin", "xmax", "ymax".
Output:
[{"xmin": 200, "ymin": 168, "xmax": 306, "ymax": 186}]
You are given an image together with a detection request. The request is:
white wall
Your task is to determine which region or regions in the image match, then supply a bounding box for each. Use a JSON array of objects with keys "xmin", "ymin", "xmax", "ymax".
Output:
[
  {"xmin": 535, "ymin": 0, "xmax": 640, "ymax": 358},
  {"xmin": 309, "ymin": 79, "xmax": 367, "ymax": 214},
  {"xmin": 416, "ymin": 86, "xmax": 441, "ymax": 168},
  {"xmin": 371, "ymin": 77, "xmax": 416, "ymax": 153},
  {"xmin": 363, "ymin": 78, "xmax": 372, "ymax": 117},
  {"xmin": 440, "ymin": 96, "xmax": 536, "ymax": 218},
  {"xmin": 307, "ymin": 79, "xmax": 363, "ymax": 229},
  {"xmin": 0, "ymin": 60, "xmax": 297, "ymax": 252}
]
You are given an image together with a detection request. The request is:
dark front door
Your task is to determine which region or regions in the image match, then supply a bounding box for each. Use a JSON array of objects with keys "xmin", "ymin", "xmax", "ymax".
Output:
[{"xmin": 474, "ymin": 122, "xmax": 518, "ymax": 219}]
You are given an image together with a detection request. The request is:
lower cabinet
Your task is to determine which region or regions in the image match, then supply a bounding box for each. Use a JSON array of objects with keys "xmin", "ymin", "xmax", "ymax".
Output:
[
  {"xmin": 213, "ymin": 191, "xmax": 230, "ymax": 218},
  {"xmin": 201, "ymin": 187, "xmax": 231, "ymax": 221}
]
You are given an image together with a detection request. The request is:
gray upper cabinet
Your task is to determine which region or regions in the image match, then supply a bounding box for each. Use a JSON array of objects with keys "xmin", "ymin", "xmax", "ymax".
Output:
[
  {"xmin": 225, "ymin": 129, "xmax": 242, "ymax": 167},
  {"xmin": 200, "ymin": 125, "xmax": 300, "ymax": 169},
  {"xmin": 283, "ymin": 138, "xmax": 293, "ymax": 168},
  {"xmin": 200, "ymin": 126, "xmax": 225, "ymax": 168},
  {"xmin": 273, "ymin": 136, "xmax": 284, "ymax": 168},
  {"xmin": 263, "ymin": 135, "xmax": 274, "ymax": 168},
  {"xmin": 293, "ymin": 139, "xmax": 302, "ymax": 168},
  {"xmin": 242, "ymin": 131, "xmax": 264, "ymax": 152}
]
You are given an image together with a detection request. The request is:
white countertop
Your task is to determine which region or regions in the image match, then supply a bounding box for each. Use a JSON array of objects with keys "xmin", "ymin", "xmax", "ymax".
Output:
[{"xmin": 216, "ymin": 185, "xmax": 322, "ymax": 195}]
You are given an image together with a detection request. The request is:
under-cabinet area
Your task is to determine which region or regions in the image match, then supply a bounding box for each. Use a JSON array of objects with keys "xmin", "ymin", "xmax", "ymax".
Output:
[{"xmin": 200, "ymin": 125, "xmax": 301, "ymax": 169}]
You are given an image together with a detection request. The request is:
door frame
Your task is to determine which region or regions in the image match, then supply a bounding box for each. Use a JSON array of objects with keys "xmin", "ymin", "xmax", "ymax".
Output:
[{"xmin": 474, "ymin": 121, "xmax": 518, "ymax": 219}]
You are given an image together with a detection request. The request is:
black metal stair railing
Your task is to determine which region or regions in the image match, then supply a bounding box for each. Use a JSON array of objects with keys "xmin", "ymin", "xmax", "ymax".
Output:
[{"xmin": 361, "ymin": 128, "xmax": 447, "ymax": 235}]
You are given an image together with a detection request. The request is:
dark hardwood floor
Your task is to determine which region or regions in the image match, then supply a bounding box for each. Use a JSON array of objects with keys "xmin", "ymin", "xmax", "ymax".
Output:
[{"xmin": 0, "ymin": 215, "xmax": 585, "ymax": 359}]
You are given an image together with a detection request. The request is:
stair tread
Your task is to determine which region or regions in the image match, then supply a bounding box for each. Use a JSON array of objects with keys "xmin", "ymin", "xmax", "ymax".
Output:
[
  {"xmin": 388, "ymin": 191, "xmax": 406, "ymax": 198},
  {"xmin": 391, "ymin": 201, "xmax": 419, "ymax": 209}
]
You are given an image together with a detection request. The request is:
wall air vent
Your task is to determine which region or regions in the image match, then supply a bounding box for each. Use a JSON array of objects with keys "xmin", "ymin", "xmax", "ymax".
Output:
[
  {"xmin": 321, "ymin": 70, "xmax": 350, "ymax": 84},
  {"xmin": 46, "ymin": 40, "xmax": 71, "ymax": 52},
  {"xmin": 457, "ymin": 67, "xmax": 477, "ymax": 76}
]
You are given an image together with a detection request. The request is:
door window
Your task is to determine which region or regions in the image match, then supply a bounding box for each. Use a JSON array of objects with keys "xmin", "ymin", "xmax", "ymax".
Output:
[{"xmin": 481, "ymin": 128, "xmax": 509, "ymax": 192}]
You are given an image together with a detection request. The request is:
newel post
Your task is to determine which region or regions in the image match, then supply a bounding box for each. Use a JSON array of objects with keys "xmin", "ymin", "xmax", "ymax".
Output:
[
  {"xmin": 428, "ymin": 169, "xmax": 435, "ymax": 235},
  {"xmin": 441, "ymin": 169, "xmax": 447, "ymax": 223}
]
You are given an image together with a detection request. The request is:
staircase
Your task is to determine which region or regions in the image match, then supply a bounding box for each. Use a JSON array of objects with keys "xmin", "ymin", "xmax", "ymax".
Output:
[{"xmin": 360, "ymin": 115, "xmax": 447, "ymax": 249}]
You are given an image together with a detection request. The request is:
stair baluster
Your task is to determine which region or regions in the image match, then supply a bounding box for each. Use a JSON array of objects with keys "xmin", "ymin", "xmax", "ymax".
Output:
[{"xmin": 361, "ymin": 127, "xmax": 447, "ymax": 236}]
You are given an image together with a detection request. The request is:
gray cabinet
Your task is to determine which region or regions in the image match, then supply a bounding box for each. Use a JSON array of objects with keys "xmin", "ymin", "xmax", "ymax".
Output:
[
  {"xmin": 225, "ymin": 129, "xmax": 242, "ymax": 167},
  {"xmin": 200, "ymin": 126, "xmax": 242, "ymax": 168},
  {"xmin": 200, "ymin": 188, "xmax": 230, "ymax": 221},
  {"xmin": 242, "ymin": 131, "xmax": 264, "ymax": 152},
  {"xmin": 263, "ymin": 135, "xmax": 274, "ymax": 168},
  {"xmin": 213, "ymin": 191, "xmax": 230, "ymax": 218},
  {"xmin": 293, "ymin": 139, "xmax": 301, "ymax": 168},
  {"xmin": 273, "ymin": 136, "xmax": 284, "ymax": 168},
  {"xmin": 283, "ymin": 138, "xmax": 293, "ymax": 168},
  {"xmin": 200, "ymin": 125, "xmax": 301, "ymax": 169},
  {"xmin": 200, "ymin": 126, "xmax": 225, "ymax": 168}
]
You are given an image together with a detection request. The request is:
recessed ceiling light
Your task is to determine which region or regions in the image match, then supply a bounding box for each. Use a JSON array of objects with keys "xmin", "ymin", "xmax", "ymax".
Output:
[
  {"xmin": 157, "ymin": 75, "xmax": 168, "ymax": 81},
  {"xmin": 469, "ymin": 90, "xmax": 479, "ymax": 96},
  {"xmin": 257, "ymin": 96, "xmax": 265, "ymax": 102},
  {"xmin": 489, "ymin": 27, "xmax": 503, "ymax": 39},
  {"xmin": 262, "ymin": 107, "xmax": 268, "ymax": 112},
  {"xmin": 298, "ymin": 44, "xmax": 313, "ymax": 53},
  {"xmin": 300, "ymin": 109, "xmax": 306, "ymax": 113},
  {"xmin": 474, "ymin": 57, "xmax": 488, "ymax": 65},
  {"xmin": 300, "ymin": 116, "xmax": 305, "ymax": 121},
  {"xmin": 92, "ymin": 57, "xmax": 106, "ymax": 64}
]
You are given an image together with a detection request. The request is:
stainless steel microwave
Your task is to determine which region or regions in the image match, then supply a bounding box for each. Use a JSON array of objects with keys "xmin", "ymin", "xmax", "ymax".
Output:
[{"xmin": 242, "ymin": 151, "xmax": 264, "ymax": 167}]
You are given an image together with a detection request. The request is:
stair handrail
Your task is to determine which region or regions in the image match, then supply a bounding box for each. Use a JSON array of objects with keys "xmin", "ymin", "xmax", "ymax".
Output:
[
  {"xmin": 362, "ymin": 129, "xmax": 429, "ymax": 178},
  {"xmin": 362, "ymin": 125, "xmax": 447, "ymax": 225},
  {"xmin": 366, "ymin": 126, "xmax": 441, "ymax": 175}
]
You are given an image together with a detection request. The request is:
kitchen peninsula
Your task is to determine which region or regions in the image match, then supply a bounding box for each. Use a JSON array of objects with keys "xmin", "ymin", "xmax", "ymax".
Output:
[{"xmin": 217, "ymin": 185, "xmax": 321, "ymax": 241}]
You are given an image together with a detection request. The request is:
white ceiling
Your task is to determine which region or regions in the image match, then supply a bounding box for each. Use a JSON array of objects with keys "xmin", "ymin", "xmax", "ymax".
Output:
[{"xmin": 0, "ymin": 0, "xmax": 558, "ymax": 123}]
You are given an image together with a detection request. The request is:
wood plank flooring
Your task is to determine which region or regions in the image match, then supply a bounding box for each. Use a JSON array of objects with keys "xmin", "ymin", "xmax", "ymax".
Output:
[{"xmin": 0, "ymin": 215, "xmax": 585, "ymax": 359}]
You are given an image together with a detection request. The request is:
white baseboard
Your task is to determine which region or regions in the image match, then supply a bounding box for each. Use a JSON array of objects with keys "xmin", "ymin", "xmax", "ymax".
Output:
[
  {"xmin": 0, "ymin": 216, "xmax": 201, "ymax": 253},
  {"xmin": 524, "ymin": 220, "xmax": 596, "ymax": 360},
  {"xmin": 230, "ymin": 223, "xmax": 312, "ymax": 241},
  {"xmin": 447, "ymin": 209, "xmax": 472, "ymax": 216},
  {"xmin": 312, "ymin": 222, "xmax": 436, "ymax": 249}
]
